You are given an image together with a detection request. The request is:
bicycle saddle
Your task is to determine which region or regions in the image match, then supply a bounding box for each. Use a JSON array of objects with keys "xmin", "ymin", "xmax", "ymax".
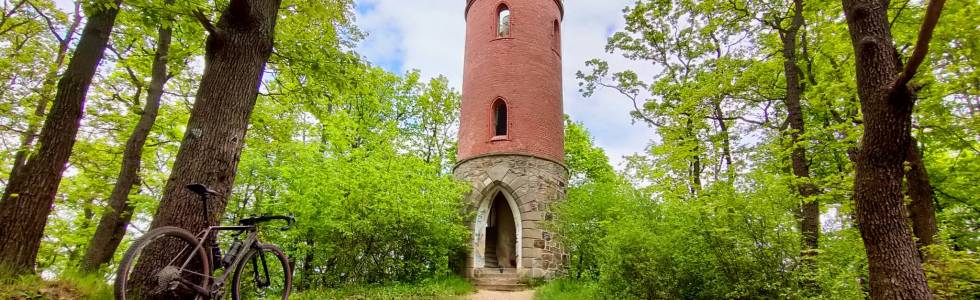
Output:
[{"xmin": 186, "ymin": 183, "xmax": 219, "ymax": 197}]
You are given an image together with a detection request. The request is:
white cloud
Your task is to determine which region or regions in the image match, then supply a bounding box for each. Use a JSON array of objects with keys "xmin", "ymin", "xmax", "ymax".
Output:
[{"xmin": 355, "ymin": 1, "xmax": 658, "ymax": 170}]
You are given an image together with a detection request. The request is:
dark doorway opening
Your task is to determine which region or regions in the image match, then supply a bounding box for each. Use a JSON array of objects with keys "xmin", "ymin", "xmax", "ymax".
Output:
[{"xmin": 485, "ymin": 192, "xmax": 517, "ymax": 268}]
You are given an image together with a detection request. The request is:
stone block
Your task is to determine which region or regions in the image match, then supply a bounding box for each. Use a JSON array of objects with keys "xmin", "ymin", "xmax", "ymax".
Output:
[
  {"xmin": 522, "ymin": 258, "xmax": 534, "ymax": 268},
  {"xmin": 488, "ymin": 164, "xmax": 509, "ymax": 181},
  {"xmin": 524, "ymin": 247, "xmax": 541, "ymax": 258},
  {"xmin": 522, "ymin": 220, "xmax": 537, "ymax": 229},
  {"xmin": 524, "ymin": 211, "xmax": 544, "ymax": 221},
  {"xmin": 523, "ymin": 228, "xmax": 542, "ymax": 238}
]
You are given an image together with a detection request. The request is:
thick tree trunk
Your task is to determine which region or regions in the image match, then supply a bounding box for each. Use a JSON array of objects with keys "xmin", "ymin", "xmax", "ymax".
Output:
[
  {"xmin": 781, "ymin": 0, "xmax": 820, "ymax": 257},
  {"xmin": 80, "ymin": 11, "xmax": 173, "ymax": 272},
  {"xmin": 0, "ymin": 1, "xmax": 121, "ymax": 274},
  {"xmin": 130, "ymin": 0, "xmax": 281, "ymax": 294},
  {"xmin": 905, "ymin": 138, "xmax": 938, "ymax": 251},
  {"xmin": 9, "ymin": 3, "xmax": 82, "ymax": 182},
  {"xmin": 842, "ymin": 0, "xmax": 937, "ymax": 298}
]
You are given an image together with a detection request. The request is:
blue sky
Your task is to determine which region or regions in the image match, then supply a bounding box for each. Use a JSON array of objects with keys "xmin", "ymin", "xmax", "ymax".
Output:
[
  {"xmin": 354, "ymin": 0, "xmax": 657, "ymax": 168},
  {"xmin": 49, "ymin": 0, "xmax": 656, "ymax": 168}
]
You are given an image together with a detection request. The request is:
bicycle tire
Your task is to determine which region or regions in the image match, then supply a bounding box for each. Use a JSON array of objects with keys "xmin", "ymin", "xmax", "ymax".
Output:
[
  {"xmin": 115, "ymin": 226, "xmax": 211, "ymax": 300},
  {"xmin": 230, "ymin": 243, "xmax": 292, "ymax": 300}
]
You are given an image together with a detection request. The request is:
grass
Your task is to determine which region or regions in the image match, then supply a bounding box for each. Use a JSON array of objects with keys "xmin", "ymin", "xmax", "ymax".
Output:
[
  {"xmin": 534, "ymin": 277, "xmax": 599, "ymax": 300},
  {"xmin": 292, "ymin": 275, "xmax": 476, "ymax": 300},
  {"xmin": 0, "ymin": 270, "xmax": 113, "ymax": 300},
  {"xmin": 0, "ymin": 271, "xmax": 473, "ymax": 300}
]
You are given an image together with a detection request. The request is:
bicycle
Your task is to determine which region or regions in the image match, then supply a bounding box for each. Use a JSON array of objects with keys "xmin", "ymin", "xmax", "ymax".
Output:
[{"xmin": 114, "ymin": 183, "xmax": 295, "ymax": 300}]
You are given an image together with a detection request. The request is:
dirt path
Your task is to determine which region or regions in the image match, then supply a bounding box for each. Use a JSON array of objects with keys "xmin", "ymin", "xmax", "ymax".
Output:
[{"xmin": 467, "ymin": 289, "xmax": 535, "ymax": 300}]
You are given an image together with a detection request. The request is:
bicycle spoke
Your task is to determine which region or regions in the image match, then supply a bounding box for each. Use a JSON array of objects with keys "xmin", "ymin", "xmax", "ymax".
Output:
[
  {"xmin": 115, "ymin": 227, "xmax": 210, "ymax": 300},
  {"xmin": 230, "ymin": 245, "xmax": 290, "ymax": 300}
]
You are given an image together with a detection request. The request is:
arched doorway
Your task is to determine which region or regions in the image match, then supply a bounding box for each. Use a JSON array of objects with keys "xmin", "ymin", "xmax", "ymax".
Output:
[
  {"xmin": 472, "ymin": 186, "xmax": 522, "ymax": 271},
  {"xmin": 485, "ymin": 192, "xmax": 517, "ymax": 268}
]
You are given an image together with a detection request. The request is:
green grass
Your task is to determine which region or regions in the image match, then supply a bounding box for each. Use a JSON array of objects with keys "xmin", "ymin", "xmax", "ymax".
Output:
[
  {"xmin": 292, "ymin": 276, "xmax": 475, "ymax": 300},
  {"xmin": 0, "ymin": 270, "xmax": 113, "ymax": 300},
  {"xmin": 535, "ymin": 278, "xmax": 599, "ymax": 300}
]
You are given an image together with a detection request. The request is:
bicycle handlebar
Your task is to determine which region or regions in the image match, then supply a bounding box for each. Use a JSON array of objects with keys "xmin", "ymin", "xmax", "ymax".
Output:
[{"xmin": 239, "ymin": 214, "xmax": 295, "ymax": 231}]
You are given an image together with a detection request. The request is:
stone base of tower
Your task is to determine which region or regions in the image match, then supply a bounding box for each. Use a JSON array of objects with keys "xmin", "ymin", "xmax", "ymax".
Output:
[{"xmin": 454, "ymin": 154, "xmax": 568, "ymax": 282}]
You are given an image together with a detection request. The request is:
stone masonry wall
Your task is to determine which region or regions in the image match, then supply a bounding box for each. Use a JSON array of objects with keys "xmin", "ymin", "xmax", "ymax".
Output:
[{"xmin": 454, "ymin": 154, "xmax": 567, "ymax": 280}]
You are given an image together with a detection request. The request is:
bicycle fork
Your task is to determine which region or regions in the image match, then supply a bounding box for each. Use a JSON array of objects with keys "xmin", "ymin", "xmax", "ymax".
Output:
[{"xmin": 250, "ymin": 249, "xmax": 272, "ymax": 288}]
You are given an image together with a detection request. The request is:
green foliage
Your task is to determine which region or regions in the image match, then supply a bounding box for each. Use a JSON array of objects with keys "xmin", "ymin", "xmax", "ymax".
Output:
[
  {"xmin": 569, "ymin": 0, "xmax": 979, "ymax": 298},
  {"xmin": 0, "ymin": 0, "xmax": 976, "ymax": 298},
  {"xmin": 535, "ymin": 278, "xmax": 599, "ymax": 300},
  {"xmin": 922, "ymin": 245, "xmax": 980, "ymax": 299},
  {"xmin": 291, "ymin": 275, "xmax": 473, "ymax": 300}
]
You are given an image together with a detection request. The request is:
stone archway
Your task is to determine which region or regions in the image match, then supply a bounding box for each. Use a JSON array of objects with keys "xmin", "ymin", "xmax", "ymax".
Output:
[{"xmin": 472, "ymin": 183, "xmax": 522, "ymax": 270}]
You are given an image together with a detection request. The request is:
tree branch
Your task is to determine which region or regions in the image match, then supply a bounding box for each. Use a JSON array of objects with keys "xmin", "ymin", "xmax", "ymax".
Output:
[
  {"xmin": 25, "ymin": 0, "xmax": 65, "ymax": 43},
  {"xmin": 893, "ymin": 0, "xmax": 947, "ymax": 90},
  {"xmin": 596, "ymin": 82, "xmax": 660, "ymax": 126},
  {"xmin": 194, "ymin": 10, "xmax": 221, "ymax": 37}
]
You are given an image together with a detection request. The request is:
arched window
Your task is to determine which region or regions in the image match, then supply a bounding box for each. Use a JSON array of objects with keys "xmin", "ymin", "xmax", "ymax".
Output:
[
  {"xmin": 497, "ymin": 5, "xmax": 511, "ymax": 37},
  {"xmin": 493, "ymin": 99, "xmax": 508, "ymax": 136},
  {"xmin": 552, "ymin": 20, "xmax": 560, "ymax": 51}
]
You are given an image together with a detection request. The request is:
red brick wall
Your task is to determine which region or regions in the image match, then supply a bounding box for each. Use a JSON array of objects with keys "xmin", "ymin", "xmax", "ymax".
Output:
[{"xmin": 458, "ymin": 0, "xmax": 565, "ymax": 164}]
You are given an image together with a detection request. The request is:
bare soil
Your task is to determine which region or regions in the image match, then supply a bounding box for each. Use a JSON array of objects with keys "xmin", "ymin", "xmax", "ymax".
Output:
[{"xmin": 467, "ymin": 289, "xmax": 535, "ymax": 300}]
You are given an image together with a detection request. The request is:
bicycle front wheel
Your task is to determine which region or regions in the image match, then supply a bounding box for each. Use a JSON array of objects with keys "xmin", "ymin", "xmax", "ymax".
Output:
[
  {"xmin": 115, "ymin": 226, "xmax": 211, "ymax": 300},
  {"xmin": 230, "ymin": 243, "xmax": 292, "ymax": 300}
]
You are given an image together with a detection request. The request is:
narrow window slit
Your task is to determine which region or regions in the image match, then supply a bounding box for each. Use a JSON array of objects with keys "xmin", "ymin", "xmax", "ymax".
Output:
[
  {"xmin": 493, "ymin": 99, "xmax": 508, "ymax": 136},
  {"xmin": 497, "ymin": 5, "xmax": 511, "ymax": 37}
]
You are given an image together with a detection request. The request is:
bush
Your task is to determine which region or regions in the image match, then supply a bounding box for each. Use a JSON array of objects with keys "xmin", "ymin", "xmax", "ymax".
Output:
[
  {"xmin": 535, "ymin": 278, "xmax": 599, "ymax": 300},
  {"xmin": 292, "ymin": 276, "xmax": 474, "ymax": 300}
]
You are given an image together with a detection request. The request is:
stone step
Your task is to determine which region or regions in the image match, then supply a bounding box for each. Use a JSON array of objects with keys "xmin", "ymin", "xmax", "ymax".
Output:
[
  {"xmin": 475, "ymin": 283, "xmax": 528, "ymax": 292},
  {"xmin": 475, "ymin": 272, "xmax": 520, "ymax": 279},
  {"xmin": 474, "ymin": 267, "xmax": 517, "ymax": 275},
  {"xmin": 473, "ymin": 277, "xmax": 520, "ymax": 286}
]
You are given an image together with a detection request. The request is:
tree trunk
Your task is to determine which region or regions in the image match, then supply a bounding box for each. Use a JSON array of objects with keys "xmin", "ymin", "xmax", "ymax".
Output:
[
  {"xmin": 8, "ymin": 2, "xmax": 83, "ymax": 182},
  {"xmin": 711, "ymin": 99, "xmax": 733, "ymax": 178},
  {"xmin": 130, "ymin": 0, "xmax": 281, "ymax": 295},
  {"xmin": 841, "ymin": 0, "xmax": 936, "ymax": 298},
  {"xmin": 80, "ymin": 9, "xmax": 173, "ymax": 272},
  {"xmin": 781, "ymin": 0, "xmax": 820, "ymax": 258},
  {"xmin": 905, "ymin": 138, "xmax": 938, "ymax": 252},
  {"xmin": 301, "ymin": 234, "xmax": 315, "ymax": 289},
  {"xmin": 0, "ymin": 0, "xmax": 122, "ymax": 274}
]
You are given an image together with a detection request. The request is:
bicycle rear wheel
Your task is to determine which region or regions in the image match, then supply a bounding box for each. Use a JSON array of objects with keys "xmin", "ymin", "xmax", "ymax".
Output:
[
  {"xmin": 230, "ymin": 243, "xmax": 291, "ymax": 300},
  {"xmin": 115, "ymin": 226, "xmax": 211, "ymax": 300}
]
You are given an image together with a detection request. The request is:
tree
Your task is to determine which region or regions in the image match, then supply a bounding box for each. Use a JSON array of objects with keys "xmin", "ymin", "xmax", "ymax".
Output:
[
  {"xmin": 130, "ymin": 0, "xmax": 283, "ymax": 287},
  {"xmin": 841, "ymin": 0, "xmax": 947, "ymax": 297},
  {"xmin": 8, "ymin": 0, "xmax": 82, "ymax": 182},
  {"xmin": 80, "ymin": 0, "xmax": 175, "ymax": 272},
  {"xmin": 0, "ymin": 0, "xmax": 122, "ymax": 274}
]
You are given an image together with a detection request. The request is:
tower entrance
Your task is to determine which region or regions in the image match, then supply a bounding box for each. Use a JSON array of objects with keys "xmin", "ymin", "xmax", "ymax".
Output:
[{"xmin": 485, "ymin": 192, "xmax": 517, "ymax": 268}]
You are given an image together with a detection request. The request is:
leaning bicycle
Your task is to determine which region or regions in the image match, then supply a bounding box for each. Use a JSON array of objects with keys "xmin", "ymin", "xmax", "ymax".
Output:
[{"xmin": 114, "ymin": 183, "xmax": 295, "ymax": 300}]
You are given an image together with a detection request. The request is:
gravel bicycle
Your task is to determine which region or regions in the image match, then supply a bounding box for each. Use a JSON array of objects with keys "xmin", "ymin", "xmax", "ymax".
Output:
[{"xmin": 114, "ymin": 183, "xmax": 294, "ymax": 299}]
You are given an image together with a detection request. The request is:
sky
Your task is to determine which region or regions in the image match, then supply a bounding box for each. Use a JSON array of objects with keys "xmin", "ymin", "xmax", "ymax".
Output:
[
  {"xmin": 49, "ymin": 0, "xmax": 656, "ymax": 168},
  {"xmin": 354, "ymin": 0, "xmax": 655, "ymax": 168}
]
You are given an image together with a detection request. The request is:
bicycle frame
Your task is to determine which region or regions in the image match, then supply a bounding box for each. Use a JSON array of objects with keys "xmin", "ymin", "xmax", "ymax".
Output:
[{"xmin": 168, "ymin": 225, "xmax": 267, "ymax": 297}]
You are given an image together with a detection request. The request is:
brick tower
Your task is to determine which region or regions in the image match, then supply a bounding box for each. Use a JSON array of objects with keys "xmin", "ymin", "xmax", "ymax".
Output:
[{"xmin": 454, "ymin": 0, "xmax": 567, "ymax": 285}]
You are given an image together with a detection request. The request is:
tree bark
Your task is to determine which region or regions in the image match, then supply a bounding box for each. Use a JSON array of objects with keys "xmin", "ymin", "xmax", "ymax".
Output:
[
  {"xmin": 0, "ymin": 0, "xmax": 122, "ymax": 274},
  {"xmin": 80, "ymin": 6, "xmax": 174, "ymax": 272},
  {"xmin": 841, "ymin": 0, "xmax": 943, "ymax": 298},
  {"xmin": 781, "ymin": 0, "xmax": 820, "ymax": 257},
  {"xmin": 130, "ymin": 0, "xmax": 281, "ymax": 294},
  {"xmin": 905, "ymin": 138, "xmax": 938, "ymax": 251},
  {"xmin": 9, "ymin": 1, "xmax": 82, "ymax": 183}
]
